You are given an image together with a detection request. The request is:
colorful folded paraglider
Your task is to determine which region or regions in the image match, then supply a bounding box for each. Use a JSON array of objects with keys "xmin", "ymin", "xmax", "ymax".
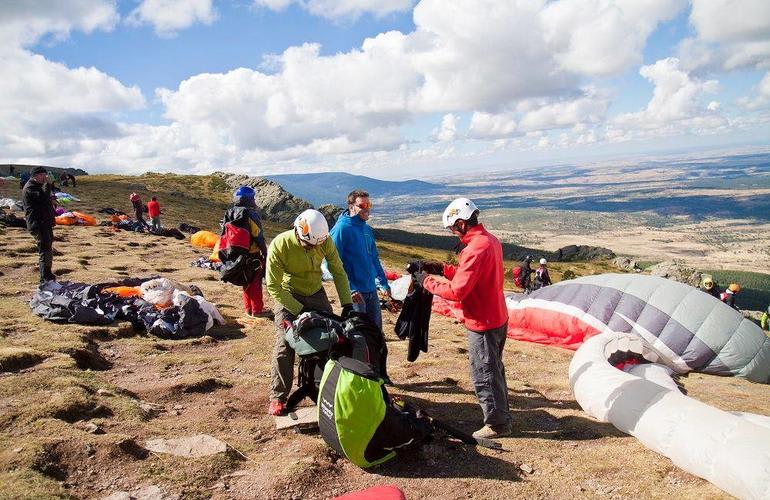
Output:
[
  {"xmin": 55, "ymin": 211, "xmax": 97, "ymax": 226},
  {"xmin": 191, "ymin": 230, "xmax": 219, "ymax": 249}
]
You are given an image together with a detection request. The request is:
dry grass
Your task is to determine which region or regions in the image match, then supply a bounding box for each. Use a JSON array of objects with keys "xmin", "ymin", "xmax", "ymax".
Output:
[{"xmin": 0, "ymin": 176, "xmax": 766, "ymax": 499}]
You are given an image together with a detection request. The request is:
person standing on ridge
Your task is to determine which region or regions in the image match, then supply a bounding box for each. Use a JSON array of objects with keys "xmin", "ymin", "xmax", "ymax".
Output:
[
  {"xmin": 129, "ymin": 192, "xmax": 149, "ymax": 229},
  {"xmin": 535, "ymin": 258, "xmax": 552, "ymax": 289},
  {"xmin": 519, "ymin": 255, "xmax": 534, "ymax": 292},
  {"xmin": 700, "ymin": 274, "xmax": 721, "ymax": 299},
  {"xmin": 147, "ymin": 196, "xmax": 161, "ymax": 231},
  {"xmin": 330, "ymin": 190, "xmax": 392, "ymax": 381},
  {"xmin": 415, "ymin": 198, "xmax": 512, "ymax": 439},
  {"xmin": 22, "ymin": 167, "xmax": 56, "ymax": 285},
  {"xmin": 265, "ymin": 209, "xmax": 357, "ymax": 416},
  {"xmin": 720, "ymin": 283, "xmax": 741, "ymax": 309},
  {"xmin": 230, "ymin": 186, "xmax": 269, "ymax": 318}
]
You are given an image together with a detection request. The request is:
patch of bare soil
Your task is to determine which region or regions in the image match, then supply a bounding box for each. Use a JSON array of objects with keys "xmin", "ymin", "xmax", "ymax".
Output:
[{"xmin": 0, "ymin": 180, "xmax": 767, "ymax": 499}]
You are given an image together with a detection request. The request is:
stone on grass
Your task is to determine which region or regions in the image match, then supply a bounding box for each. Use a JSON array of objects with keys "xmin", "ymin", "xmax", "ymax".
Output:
[{"xmin": 144, "ymin": 434, "xmax": 228, "ymax": 458}]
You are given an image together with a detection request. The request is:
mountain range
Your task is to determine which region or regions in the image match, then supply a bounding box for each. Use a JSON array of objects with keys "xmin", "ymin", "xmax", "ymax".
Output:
[{"xmin": 265, "ymin": 172, "xmax": 444, "ymax": 207}]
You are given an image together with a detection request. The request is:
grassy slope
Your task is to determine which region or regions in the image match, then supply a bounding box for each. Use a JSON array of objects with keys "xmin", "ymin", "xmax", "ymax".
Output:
[{"xmin": 0, "ymin": 175, "xmax": 766, "ymax": 499}]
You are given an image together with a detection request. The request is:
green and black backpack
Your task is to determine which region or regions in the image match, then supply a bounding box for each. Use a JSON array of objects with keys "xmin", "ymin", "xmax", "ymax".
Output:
[{"xmin": 318, "ymin": 356, "xmax": 432, "ymax": 468}]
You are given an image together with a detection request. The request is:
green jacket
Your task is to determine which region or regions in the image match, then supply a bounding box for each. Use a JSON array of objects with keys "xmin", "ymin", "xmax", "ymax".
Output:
[{"xmin": 266, "ymin": 229, "xmax": 352, "ymax": 315}]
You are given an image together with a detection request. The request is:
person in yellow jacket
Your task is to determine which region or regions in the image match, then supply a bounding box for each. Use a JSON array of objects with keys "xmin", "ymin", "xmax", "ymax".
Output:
[{"xmin": 265, "ymin": 209, "xmax": 357, "ymax": 416}]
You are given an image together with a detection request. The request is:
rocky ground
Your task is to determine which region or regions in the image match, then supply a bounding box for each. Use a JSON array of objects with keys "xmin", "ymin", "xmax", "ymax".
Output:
[{"xmin": 0, "ymin": 178, "xmax": 768, "ymax": 499}]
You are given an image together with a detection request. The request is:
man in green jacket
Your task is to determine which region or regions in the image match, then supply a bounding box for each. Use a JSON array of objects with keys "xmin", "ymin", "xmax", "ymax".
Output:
[{"xmin": 266, "ymin": 209, "xmax": 356, "ymax": 415}]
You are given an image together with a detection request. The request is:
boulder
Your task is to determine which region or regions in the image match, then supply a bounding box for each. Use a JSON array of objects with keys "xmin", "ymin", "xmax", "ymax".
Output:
[
  {"xmin": 144, "ymin": 434, "xmax": 228, "ymax": 458},
  {"xmin": 214, "ymin": 173, "xmax": 312, "ymax": 225},
  {"xmin": 647, "ymin": 260, "xmax": 701, "ymax": 287},
  {"xmin": 555, "ymin": 245, "xmax": 615, "ymax": 262},
  {"xmin": 317, "ymin": 204, "xmax": 344, "ymax": 227},
  {"xmin": 613, "ymin": 256, "xmax": 640, "ymax": 272}
]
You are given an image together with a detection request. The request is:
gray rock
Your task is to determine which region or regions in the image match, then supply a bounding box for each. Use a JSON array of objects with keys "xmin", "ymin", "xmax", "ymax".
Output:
[
  {"xmin": 554, "ymin": 244, "xmax": 615, "ymax": 262},
  {"xmin": 647, "ymin": 260, "xmax": 701, "ymax": 287},
  {"xmin": 317, "ymin": 203, "xmax": 344, "ymax": 227},
  {"xmin": 613, "ymin": 256, "xmax": 639, "ymax": 272},
  {"xmin": 74, "ymin": 420, "xmax": 103, "ymax": 434},
  {"xmin": 213, "ymin": 172, "xmax": 312, "ymax": 225},
  {"xmin": 144, "ymin": 434, "xmax": 228, "ymax": 458}
]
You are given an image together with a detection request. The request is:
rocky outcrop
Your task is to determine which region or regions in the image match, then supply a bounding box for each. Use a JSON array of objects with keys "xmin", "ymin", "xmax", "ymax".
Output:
[
  {"xmin": 647, "ymin": 260, "xmax": 702, "ymax": 287},
  {"xmin": 317, "ymin": 204, "xmax": 344, "ymax": 227},
  {"xmin": 214, "ymin": 173, "xmax": 312, "ymax": 225},
  {"xmin": 613, "ymin": 256, "xmax": 640, "ymax": 272},
  {"xmin": 554, "ymin": 245, "xmax": 615, "ymax": 262}
]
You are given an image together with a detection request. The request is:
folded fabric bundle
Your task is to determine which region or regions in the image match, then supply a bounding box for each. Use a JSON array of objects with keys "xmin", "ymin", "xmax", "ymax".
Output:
[{"xmin": 30, "ymin": 278, "xmax": 224, "ymax": 339}]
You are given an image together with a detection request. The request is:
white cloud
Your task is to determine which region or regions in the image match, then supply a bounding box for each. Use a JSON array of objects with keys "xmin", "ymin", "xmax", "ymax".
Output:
[
  {"xmin": 127, "ymin": 0, "xmax": 217, "ymax": 37},
  {"xmin": 0, "ymin": 1, "xmax": 144, "ymax": 160},
  {"xmin": 0, "ymin": 0, "xmax": 118, "ymax": 48},
  {"xmin": 680, "ymin": 0, "xmax": 770, "ymax": 71},
  {"xmin": 542, "ymin": 0, "xmax": 687, "ymax": 76},
  {"xmin": 434, "ymin": 113, "xmax": 459, "ymax": 142},
  {"xmin": 468, "ymin": 112, "xmax": 518, "ymax": 139},
  {"xmin": 738, "ymin": 71, "xmax": 770, "ymax": 109},
  {"xmin": 611, "ymin": 58, "xmax": 726, "ymax": 138},
  {"xmin": 253, "ymin": 0, "xmax": 413, "ymax": 20}
]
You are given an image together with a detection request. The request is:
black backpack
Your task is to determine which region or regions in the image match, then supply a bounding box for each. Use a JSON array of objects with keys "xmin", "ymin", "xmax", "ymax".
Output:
[{"xmin": 218, "ymin": 206, "xmax": 261, "ymax": 286}]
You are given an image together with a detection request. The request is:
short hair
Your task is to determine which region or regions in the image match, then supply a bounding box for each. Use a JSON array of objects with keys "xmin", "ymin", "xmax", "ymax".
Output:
[
  {"xmin": 347, "ymin": 189, "xmax": 369, "ymax": 206},
  {"xmin": 465, "ymin": 211, "xmax": 479, "ymax": 227},
  {"xmin": 151, "ymin": 196, "xmax": 157, "ymax": 201}
]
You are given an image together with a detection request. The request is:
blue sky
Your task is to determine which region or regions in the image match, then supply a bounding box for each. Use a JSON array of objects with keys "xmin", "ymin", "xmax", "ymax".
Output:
[{"xmin": 2, "ymin": 0, "xmax": 769, "ymax": 179}]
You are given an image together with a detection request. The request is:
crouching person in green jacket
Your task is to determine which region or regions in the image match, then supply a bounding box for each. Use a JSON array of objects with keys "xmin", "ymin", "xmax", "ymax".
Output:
[
  {"xmin": 266, "ymin": 209, "xmax": 357, "ymax": 416},
  {"xmin": 318, "ymin": 356, "xmax": 433, "ymax": 468}
]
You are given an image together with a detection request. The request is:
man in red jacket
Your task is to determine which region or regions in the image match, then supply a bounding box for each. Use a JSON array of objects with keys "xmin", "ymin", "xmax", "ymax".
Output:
[
  {"xmin": 147, "ymin": 196, "xmax": 161, "ymax": 231},
  {"xmin": 416, "ymin": 198, "xmax": 512, "ymax": 439}
]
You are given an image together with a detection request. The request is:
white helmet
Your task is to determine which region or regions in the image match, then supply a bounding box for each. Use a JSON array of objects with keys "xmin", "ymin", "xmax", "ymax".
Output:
[
  {"xmin": 442, "ymin": 198, "xmax": 479, "ymax": 228},
  {"xmin": 294, "ymin": 209, "xmax": 329, "ymax": 246},
  {"xmin": 540, "ymin": 258, "xmax": 547, "ymax": 265}
]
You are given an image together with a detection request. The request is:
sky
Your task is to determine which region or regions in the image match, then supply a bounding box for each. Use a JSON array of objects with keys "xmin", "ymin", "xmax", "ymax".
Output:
[{"xmin": 1, "ymin": 0, "xmax": 770, "ymax": 180}]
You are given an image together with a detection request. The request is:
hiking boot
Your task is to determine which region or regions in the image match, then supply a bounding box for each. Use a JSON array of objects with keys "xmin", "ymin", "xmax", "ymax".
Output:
[
  {"xmin": 472, "ymin": 424, "xmax": 511, "ymax": 439},
  {"xmin": 251, "ymin": 310, "xmax": 274, "ymax": 319},
  {"xmin": 268, "ymin": 400, "xmax": 286, "ymax": 416}
]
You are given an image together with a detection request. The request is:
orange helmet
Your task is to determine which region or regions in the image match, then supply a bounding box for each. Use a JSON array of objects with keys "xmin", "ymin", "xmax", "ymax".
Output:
[{"xmin": 728, "ymin": 283, "xmax": 741, "ymax": 293}]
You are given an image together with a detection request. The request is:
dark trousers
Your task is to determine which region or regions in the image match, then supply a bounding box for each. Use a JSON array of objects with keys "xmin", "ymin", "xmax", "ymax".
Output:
[
  {"xmin": 31, "ymin": 229, "xmax": 54, "ymax": 284},
  {"xmin": 271, "ymin": 289, "xmax": 332, "ymax": 402},
  {"xmin": 466, "ymin": 324, "xmax": 511, "ymax": 428}
]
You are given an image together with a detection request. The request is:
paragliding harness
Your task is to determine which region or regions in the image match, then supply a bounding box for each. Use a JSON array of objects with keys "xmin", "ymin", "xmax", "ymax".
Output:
[
  {"xmin": 284, "ymin": 310, "xmax": 385, "ymax": 410},
  {"xmin": 218, "ymin": 206, "xmax": 263, "ymax": 286},
  {"xmin": 317, "ymin": 356, "xmax": 433, "ymax": 468}
]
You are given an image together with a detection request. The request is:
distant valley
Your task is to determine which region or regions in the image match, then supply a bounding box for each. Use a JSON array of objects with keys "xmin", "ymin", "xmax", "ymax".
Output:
[{"xmin": 270, "ymin": 151, "xmax": 770, "ymax": 273}]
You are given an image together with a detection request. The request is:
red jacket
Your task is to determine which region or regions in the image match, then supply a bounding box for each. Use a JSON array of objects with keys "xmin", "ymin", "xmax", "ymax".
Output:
[
  {"xmin": 147, "ymin": 200, "xmax": 160, "ymax": 217},
  {"xmin": 423, "ymin": 224, "xmax": 508, "ymax": 332}
]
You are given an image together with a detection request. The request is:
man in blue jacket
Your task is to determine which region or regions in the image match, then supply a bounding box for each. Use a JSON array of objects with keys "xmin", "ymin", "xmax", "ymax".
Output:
[
  {"xmin": 330, "ymin": 190, "xmax": 391, "ymax": 328},
  {"xmin": 330, "ymin": 190, "xmax": 392, "ymax": 382}
]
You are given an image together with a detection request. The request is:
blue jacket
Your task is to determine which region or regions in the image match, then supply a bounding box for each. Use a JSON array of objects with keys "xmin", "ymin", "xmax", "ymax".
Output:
[{"xmin": 330, "ymin": 211, "xmax": 389, "ymax": 294}]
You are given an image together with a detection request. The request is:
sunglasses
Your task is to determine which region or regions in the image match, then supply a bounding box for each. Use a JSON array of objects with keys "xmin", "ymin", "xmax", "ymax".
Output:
[{"xmin": 354, "ymin": 200, "xmax": 372, "ymax": 210}]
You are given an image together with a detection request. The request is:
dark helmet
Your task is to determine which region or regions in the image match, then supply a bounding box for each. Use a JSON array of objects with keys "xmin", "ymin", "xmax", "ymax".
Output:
[
  {"xmin": 234, "ymin": 185, "xmax": 255, "ymax": 198},
  {"xmin": 524, "ymin": 255, "xmax": 532, "ymax": 263}
]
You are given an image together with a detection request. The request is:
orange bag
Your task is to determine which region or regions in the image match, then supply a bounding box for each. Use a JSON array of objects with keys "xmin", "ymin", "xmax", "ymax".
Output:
[
  {"xmin": 55, "ymin": 215, "xmax": 76, "ymax": 225},
  {"xmin": 191, "ymin": 230, "xmax": 219, "ymax": 249},
  {"xmin": 71, "ymin": 211, "xmax": 96, "ymax": 226}
]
